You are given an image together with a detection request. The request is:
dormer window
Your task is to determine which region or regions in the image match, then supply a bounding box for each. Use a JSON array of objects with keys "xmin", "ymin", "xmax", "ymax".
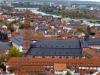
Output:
[
  {"xmin": 31, "ymin": 40, "xmax": 37, "ymax": 43},
  {"xmin": 62, "ymin": 46, "xmax": 65, "ymax": 48},
  {"xmin": 55, "ymin": 45, "xmax": 58, "ymax": 48}
]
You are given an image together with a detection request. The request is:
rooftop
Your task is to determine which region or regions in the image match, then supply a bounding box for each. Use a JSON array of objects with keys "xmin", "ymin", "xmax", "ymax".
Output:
[
  {"xmin": 0, "ymin": 42, "xmax": 9, "ymax": 53},
  {"xmin": 27, "ymin": 39, "xmax": 83, "ymax": 56},
  {"xmin": 87, "ymin": 38, "xmax": 100, "ymax": 45},
  {"xmin": 54, "ymin": 63, "xmax": 66, "ymax": 71}
]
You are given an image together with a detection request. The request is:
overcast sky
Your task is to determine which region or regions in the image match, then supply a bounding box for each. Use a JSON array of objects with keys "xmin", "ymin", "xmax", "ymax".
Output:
[
  {"xmin": 75, "ymin": 0, "xmax": 100, "ymax": 1},
  {"xmin": 0, "ymin": 0, "xmax": 100, "ymax": 2}
]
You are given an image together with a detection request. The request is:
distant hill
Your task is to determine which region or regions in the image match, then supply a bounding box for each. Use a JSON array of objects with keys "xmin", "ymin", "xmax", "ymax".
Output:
[
  {"xmin": 72, "ymin": 1, "xmax": 100, "ymax": 5},
  {"xmin": 1, "ymin": 0, "xmax": 100, "ymax": 6},
  {"xmin": 13, "ymin": 0, "xmax": 100, "ymax": 5}
]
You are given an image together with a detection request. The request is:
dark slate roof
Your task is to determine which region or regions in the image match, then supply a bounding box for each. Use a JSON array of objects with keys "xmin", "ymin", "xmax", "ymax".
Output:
[
  {"xmin": 87, "ymin": 38, "xmax": 100, "ymax": 45},
  {"xmin": 27, "ymin": 48, "xmax": 82, "ymax": 56},
  {"xmin": 0, "ymin": 42, "xmax": 9, "ymax": 53},
  {"xmin": 81, "ymin": 40, "xmax": 88, "ymax": 48},
  {"xmin": 31, "ymin": 40, "xmax": 82, "ymax": 48},
  {"xmin": 27, "ymin": 39, "xmax": 83, "ymax": 56},
  {"xmin": 11, "ymin": 36, "xmax": 23, "ymax": 46},
  {"xmin": 0, "ymin": 32, "xmax": 8, "ymax": 41}
]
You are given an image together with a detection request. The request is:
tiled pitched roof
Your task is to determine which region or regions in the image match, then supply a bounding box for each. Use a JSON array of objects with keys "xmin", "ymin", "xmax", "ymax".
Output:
[
  {"xmin": 95, "ymin": 33, "xmax": 100, "ymax": 38},
  {"xmin": 0, "ymin": 15, "xmax": 5, "ymax": 21},
  {"xmin": 87, "ymin": 38, "xmax": 100, "ymax": 45},
  {"xmin": 0, "ymin": 42, "xmax": 9, "ymax": 53},
  {"xmin": 27, "ymin": 39, "xmax": 83, "ymax": 56},
  {"xmin": 11, "ymin": 36, "xmax": 23, "ymax": 46},
  {"xmin": 54, "ymin": 63, "xmax": 66, "ymax": 71},
  {"xmin": 7, "ymin": 57, "xmax": 100, "ymax": 67}
]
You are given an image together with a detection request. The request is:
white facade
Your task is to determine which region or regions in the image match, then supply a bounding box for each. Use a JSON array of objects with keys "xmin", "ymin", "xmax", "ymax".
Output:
[
  {"xmin": 79, "ymin": 67, "xmax": 100, "ymax": 75},
  {"xmin": 12, "ymin": 42, "xmax": 23, "ymax": 52},
  {"xmin": 89, "ymin": 45, "xmax": 100, "ymax": 49},
  {"xmin": 55, "ymin": 71, "xmax": 67, "ymax": 75}
]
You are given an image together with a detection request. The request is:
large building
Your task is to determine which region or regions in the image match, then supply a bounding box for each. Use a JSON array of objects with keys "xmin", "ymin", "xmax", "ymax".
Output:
[
  {"xmin": 27, "ymin": 39, "xmax": 83, "ymax": 57},
  {"xmin": 86, "ymin": 38, "xmax": 100, "ymax": 49}
]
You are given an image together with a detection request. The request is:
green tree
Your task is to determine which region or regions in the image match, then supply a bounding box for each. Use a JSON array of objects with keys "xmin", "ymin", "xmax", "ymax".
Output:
[
  {"xmin": 76, "ymin": 28, "xmax": 85, "ymax": 33},
  {"xmin": 79, "ymin": 12, "xmax": 84, "ymax": 18},
  {"xmin": 33, "ymin": 32, "xmax": 44, "ymax": 37},
  {"xmin": 0, "ymin": 53, "xmax": 5, "ymax": 61},
  {"xmin": 65, "ymin": 71, "xmax": 72, "ymax": 75},
  {"xmin": 19, "ymin": 22, "xmax": 24, "ymax": 29},
  {"xmin": 0, "ymin": 61, "xmax": 6, "ymax": 71},
  {"xmin": 60, "ymin": 10, "xmax": 67, "ymax": 18},
  {"xmin": 72, "ymin": 10, "xmax": 77, "ymax": 18},
  {"xmin": 87, "ymin": 26, "xmax": 91, "ymax": 34},
  {"xmin": 8, "ymin": 47, "xmax": 21, "ymax": 57},
  {"xmin": 0, "ymin": 53, "xmax": 6, "ymax": 72}
]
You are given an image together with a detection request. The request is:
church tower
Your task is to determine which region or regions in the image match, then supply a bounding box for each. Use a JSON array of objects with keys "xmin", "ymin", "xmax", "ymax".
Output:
[{"xmin": 23, "ymin": 10, "xmax": 33, "ymax": 53}]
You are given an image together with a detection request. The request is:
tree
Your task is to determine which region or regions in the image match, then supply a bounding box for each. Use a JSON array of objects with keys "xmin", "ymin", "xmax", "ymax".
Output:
[
  {"xmin": 0, "ymin": 52, "xmax": 5, "ymax": 61},
  {"xmin": 8, "ymin": 47, "xmax": 21, "ymax": 57},
  {"xmin": 72, "ymin": 10, "xmax": 77, "ymax": 18},
  {"xmin": 65, "ymin": 71, "xmax": 72, "ymax": 75},
  {"xmin": 87, "ymin": 26, "xmax": 91, "ymax": 34},
  {"xmin": 79, "ymin": 11, "xmax": 85, "ymax": 18},
  {"xmin": 0, "ymin": 53, "xmax": 6, "ymax": 72},
  {"xmin": 60, "ymin": 10, "xmax": 67, "ymax": 18},
  {"xmin": 0, "ymin": 61, "xmax": 6, "ymax": 71},
  {"xmin": 19, "ymin": 23, "xmax": 24, "ymax": 29},
  {"xmin": 33, "ymin": 32, "xmax": 44, "ymax": 37},
  {"xmin": 76, "ymin": 28, "xmax": 85, "ymax": 33}
]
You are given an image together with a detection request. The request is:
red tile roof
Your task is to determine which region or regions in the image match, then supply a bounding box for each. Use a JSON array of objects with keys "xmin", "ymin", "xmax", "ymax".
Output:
[
  {"xmin": 95, "ymin": 33, "xmax": 100, "ymax": 38},
  {"xmin": 0, "ymin": 15, "xmax": 5, "ymax": 21},
  {"xmin": 54, "ymin": 63, "xmax": 66, "ymax": 71}
]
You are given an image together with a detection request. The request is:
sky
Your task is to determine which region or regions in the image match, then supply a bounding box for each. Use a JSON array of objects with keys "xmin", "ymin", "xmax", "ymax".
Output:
[
  {"xmin": 75, "ymin": 0, "xmax": 100, "ymax": 1},
  {"xmin": 0, "ymin": 0, "xmax": 100, "ymax": 2}
]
